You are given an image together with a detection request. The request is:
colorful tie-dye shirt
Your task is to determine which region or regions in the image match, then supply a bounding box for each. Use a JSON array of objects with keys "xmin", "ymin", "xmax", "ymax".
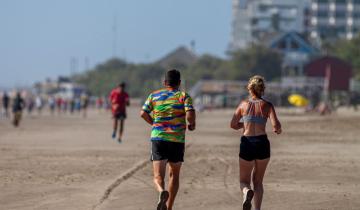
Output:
[{"xmin": 142, "ymin": 88, "xmax": 195, "ymax": 143}]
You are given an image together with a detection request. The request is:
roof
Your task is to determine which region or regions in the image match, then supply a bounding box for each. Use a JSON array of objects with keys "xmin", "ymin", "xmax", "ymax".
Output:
[
  {"xmin": 269, "ymin": 31, "xmax": 319, "ymax": 55},
  {"xmin": 156, "ymin": 46, "xmax": 198, "ymax": 68}
]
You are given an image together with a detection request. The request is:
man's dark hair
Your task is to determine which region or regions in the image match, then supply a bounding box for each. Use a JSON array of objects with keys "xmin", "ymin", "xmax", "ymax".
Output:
[
  {"xmin": 165, "ymin": 69, "xmax": 181, "ymax": 87},
  {"xmin": 118, "ymin": 82, "xmax": 126, "ymax": 88}
]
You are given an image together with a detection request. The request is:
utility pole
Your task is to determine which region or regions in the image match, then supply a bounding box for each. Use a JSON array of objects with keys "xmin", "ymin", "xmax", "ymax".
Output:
[
  {"xmin": 112, "ymin": 14, "xmax": 118, "ymax": 58},
  {"xmin": 70, "ymin": 57, "xmax": 76, "ymax": 75},
  {"xmin": 84, "ymin": 56, "xmax": 89, "ymax": 71}
]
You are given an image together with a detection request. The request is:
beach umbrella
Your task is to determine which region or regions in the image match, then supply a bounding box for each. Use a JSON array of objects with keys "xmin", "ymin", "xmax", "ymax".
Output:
[{"xmin": 288, "ymin": 94, "xmax": 309, "ymax": 107}]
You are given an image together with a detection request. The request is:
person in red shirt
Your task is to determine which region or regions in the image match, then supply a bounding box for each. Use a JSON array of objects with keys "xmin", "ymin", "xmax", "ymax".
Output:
[{"xmin": 109, "ymin": 82, "xmax": 130, "ymax": 143}]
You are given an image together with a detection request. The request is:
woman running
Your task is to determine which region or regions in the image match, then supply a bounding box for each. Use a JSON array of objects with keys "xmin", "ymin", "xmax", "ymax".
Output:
[{"xmin": 230, "ymin": 75, "xmax": 282, "ymax": 210}]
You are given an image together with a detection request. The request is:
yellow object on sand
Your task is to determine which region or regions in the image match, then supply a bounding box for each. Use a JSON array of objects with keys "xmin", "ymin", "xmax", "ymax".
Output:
[{"xmin": 288, "ymin": 94, "xmax": 309, "ymax": 107}]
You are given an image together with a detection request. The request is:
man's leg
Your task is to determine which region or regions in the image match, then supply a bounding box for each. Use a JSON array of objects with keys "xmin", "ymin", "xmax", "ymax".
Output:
[
  {"xmin": 118, "ymin": 119, "xmax": 124, "ymax": 140},
  {"xmin": 153, "ymin": 160, "xmax": 167, "ymax": 192},
  {"xmin": 166, "ymin": 162, "xmax": 182, "ymax": 210},
  {"xmin": 112, "ymin": 118, "xmax": 118, "ymax": 139}
]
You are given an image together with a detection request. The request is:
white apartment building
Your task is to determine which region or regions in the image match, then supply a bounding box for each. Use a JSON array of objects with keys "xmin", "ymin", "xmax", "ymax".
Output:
[
  {"xmin": 230, "ymin": 0, "xmax": 308, "ymax": 50},
  {"xmin": 308, "ymin": 0, "xmax": 360, "ymax": 41}
]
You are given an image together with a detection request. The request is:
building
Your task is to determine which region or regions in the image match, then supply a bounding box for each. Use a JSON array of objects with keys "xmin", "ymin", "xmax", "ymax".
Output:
[
  {"xmin": 230, "ymin": 0, "xmax": 308, "ymax": 50},
  {"xmin": 308, "ymin": 0, "xmax": 360, "ymax": 41},
  {"xmin": 33, "ymin": 77, "xmax": 87, "ymax": 99},
  {"xmin": 269, "ymin": 31, "xmax": 320, "ymax": 76},
  {"xmin": 304, "ymin": 56, "xmax": 353, "ymax": 91}
]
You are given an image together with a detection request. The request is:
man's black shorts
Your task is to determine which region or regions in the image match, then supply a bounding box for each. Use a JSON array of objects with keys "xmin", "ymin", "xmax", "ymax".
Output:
[
  {"xmin": 239, "ymin": 135, "xmax": 270, "ymax": 161},
  {"xmin": 114, "ymin": 112, "xmax": 127, "ymax": 120},
  {"xmin": 151, "ymin": 140, "xmax": 185, "ymax": 163}
]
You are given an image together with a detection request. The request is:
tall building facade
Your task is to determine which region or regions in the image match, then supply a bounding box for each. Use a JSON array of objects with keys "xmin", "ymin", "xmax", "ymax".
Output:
[
  {"xmin": 230, "ymin": 0, "xmax": 308, "ymax": 50},
  {"xmin": 308, "ymin": 0, "xmax": 360, "ymax": 41}
]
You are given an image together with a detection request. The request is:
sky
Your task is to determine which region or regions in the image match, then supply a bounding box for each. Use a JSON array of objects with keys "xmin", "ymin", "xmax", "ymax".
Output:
[{"xmin": 0, "ymin": 0, "xmax": 232, "ymax": 88}]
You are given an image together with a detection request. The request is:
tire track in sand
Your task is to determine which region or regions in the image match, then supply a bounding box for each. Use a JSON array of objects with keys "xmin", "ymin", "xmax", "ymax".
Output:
[
  {"xmin": 92, "ymin": 141, "xmax": 195, "ymax": 210},
  {"xmin": 92, "ymin": 159, "xmax": 149, "ymax": 210}
]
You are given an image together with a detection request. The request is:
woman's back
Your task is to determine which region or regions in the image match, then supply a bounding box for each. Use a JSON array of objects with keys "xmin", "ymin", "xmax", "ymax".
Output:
[{"xmin": 240, "ymin": 98, "xmax": 272, "ymax": 136}]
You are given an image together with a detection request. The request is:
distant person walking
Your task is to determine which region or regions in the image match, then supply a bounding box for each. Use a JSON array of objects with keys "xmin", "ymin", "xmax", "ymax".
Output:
[
  {"xmin": 69, "ymin": 98, "xmax": 75, "ymax": 114},
  {"xmin": 35, "ymin": 95, "xmax": 43, "ymax": 115},
  {"xmin": 81, "ymin": 93, "xmax": 89, "ymax": 118},
  {"xmin": 109, "ymin": 83, "xmax": 129, "ymax": 143},
  {"xmin": 26, "ymin": 96, "xmax": 35, "ymax": 116},
  {"xmin": 140, "ymin": 69, "xmax": 196, "ymax": 210},
  {"xmin": 230, "ymin": 75, "xmax": 282, "ymax": 210},
  {"xmin": 12, "ymin": 92, "xmax": 25, "ymax": 127},
  {"xmin": 48, "ymin": 96, "xmax": 56, "ymax": 115},
  {"xmin": 56, "ymin": 97, "xmax": 63, "ymax": 115},
  {"xmin": 2, "ymin": 92, "xmax": 10, "ymax": 118}
]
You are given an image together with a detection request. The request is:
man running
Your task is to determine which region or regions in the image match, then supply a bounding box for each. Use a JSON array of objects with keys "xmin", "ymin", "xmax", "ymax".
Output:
[
  {"xmin": 109, "ymin": 82, "xmax": 130, "ymax": 143},
  {"xmin": 140, "ymin": 69, "xmax": 196, "ymax": 210}
]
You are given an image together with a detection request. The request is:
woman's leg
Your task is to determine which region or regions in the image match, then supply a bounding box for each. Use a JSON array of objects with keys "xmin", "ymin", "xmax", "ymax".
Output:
[
  {"xmin": 252, "ymin": 158, "xmax": 270, "ymax": 210},
  {"xmin": 239, "ymin": 158, "xmax": 255, "ymax": 194}
]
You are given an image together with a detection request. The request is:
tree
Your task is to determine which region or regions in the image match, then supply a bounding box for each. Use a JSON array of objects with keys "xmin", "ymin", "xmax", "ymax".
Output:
[
  {"xmin": 73, "ymin": 45, "xmax": 283, "ymax": 97},
  {"xmin": 230, "ymin": 45, "xmax": 283, "ymax": 81},
  {"xmin": 331, "ymin": 34, "xmax": 360, "ymax": 80}
]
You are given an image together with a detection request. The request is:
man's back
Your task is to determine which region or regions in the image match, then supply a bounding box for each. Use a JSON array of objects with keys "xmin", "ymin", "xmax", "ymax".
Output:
[
  {"xmin": 13, "ymin": 96, "xmax": 24, "ymax": 112},
  {"xmin": 110, "ymin": 88, "xmax": 129, "ymax": 114},
  {"xmin": 142, "ymin": 88, "xmax": 194, "ymax": 143}
]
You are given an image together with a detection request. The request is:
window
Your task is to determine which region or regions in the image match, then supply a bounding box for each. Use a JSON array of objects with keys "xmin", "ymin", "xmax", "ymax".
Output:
[
  {"xmin": 353, "ymin": 12, "xmax": 360, "ymax": 18},
  {"xmin": 277, "ymin": 41, "xmax": 286, "ymax": 49},
  {"xmin": 335, "ymin": 0, "xmax": 346, "ymax": 4},
  {"xmin": 317, "ymin": 0, "xmax": 329, "ymax": 4},
  {"xmin": 291, "ymin": 41, "xmax": 299, "ymax": 50},
  {"xmin": 335, "ymin": 11, "xmax": 347, "ymax": 18},
  {"xmin": 317, "ymin": 10, "xmax": 329, "ymax": 17}
]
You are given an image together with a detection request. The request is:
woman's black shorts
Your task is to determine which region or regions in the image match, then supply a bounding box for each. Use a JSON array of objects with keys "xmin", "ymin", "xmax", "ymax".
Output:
[{"xmin": 239, "ymin": 135, "xmax": 270, "ymax": 161}]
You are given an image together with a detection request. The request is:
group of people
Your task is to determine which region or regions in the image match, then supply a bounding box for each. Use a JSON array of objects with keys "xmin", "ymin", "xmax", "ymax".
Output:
[
  {"xmin": 110, "ymin": 70, "xmax": 281, "ymax": 210},
  {"xmin": 0, "ymin": 92, "xmax": 92, "ymax": 127}
]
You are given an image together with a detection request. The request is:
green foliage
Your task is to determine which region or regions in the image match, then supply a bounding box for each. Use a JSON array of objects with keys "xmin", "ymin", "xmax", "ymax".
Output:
[
  {"xmin": 74, "ymin": 45, "xmax": 283, "ymax": 97},
  {"xmin": 324, "ymin": 33, "xmax": 360, "ymax": 80},
  {"xmin": 229, "ymin": 44, "xmax": 283, "ymax": 81}
]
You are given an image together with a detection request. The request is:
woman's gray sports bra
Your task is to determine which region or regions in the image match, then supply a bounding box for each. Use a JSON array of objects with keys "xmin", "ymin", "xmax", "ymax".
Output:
[{"xmin": 240, "ymin": 98, "xmax": 269, "ymax": 125}]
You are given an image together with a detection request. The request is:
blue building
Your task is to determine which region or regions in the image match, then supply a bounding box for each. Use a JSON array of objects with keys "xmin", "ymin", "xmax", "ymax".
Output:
[{"xmin": 269, "ymin": 31, "xmax": 320, "ymax": 77}]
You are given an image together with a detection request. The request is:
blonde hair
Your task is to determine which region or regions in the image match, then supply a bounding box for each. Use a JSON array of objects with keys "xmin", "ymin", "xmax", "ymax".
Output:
[{"xmin": 247, "ymin": 75, "xmax": 266, "ymax": 97}]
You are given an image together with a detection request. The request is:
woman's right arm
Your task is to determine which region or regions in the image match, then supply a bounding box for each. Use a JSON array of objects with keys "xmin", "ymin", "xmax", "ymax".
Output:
[
  {"xmin": 269, "ymin": 104, "xmax": 282, "ymax": 134},
  {"xmin": 230, "ymin": 103, "xmax": 244, "ymax": 130}
]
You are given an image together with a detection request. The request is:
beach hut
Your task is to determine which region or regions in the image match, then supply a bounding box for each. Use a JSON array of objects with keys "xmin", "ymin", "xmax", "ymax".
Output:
[{"xmin": 304, "ymin": 56, "xmax": 352, "ymax": 91}]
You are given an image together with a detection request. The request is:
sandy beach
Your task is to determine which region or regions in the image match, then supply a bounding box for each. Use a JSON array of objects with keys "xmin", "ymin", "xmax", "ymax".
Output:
[{"xmin": 1, "ymin": 106, "xmax": 360, "ymax": 210}]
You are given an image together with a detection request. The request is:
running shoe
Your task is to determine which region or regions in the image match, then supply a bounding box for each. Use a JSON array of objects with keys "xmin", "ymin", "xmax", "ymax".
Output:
[
  {"xmin": 117, "ymin": 138, "xmax": 122, "ymax": 144},
  {"xmin": 112, "ymin": 131, "xmax": 116, "ymax": 139},
  {"xmin": 243, "ymin": 189, "xmax": 254, "ymax": 210},
  {"xmin": 157, "ymin": 190, "xmax": 169, "ymax": 210}
]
